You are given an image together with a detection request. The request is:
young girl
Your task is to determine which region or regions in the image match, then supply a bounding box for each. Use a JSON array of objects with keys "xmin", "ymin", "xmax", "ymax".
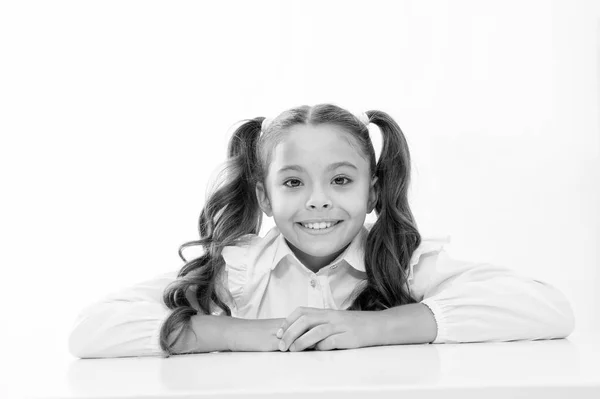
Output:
[{"xmin": 69, "ymin": 103, "xmax": 575, "ymax": 358}]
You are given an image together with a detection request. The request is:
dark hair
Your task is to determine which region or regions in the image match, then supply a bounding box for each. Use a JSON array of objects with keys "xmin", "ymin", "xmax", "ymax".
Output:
[{"xmin": 158, "ymin": 103, "xmax": 421, "ymax": 356}]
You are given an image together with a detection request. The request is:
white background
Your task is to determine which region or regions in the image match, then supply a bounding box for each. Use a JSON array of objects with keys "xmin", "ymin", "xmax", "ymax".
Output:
[{"xmin": 0, "ymin": 0, "xmax": 598, "ymax": 364}]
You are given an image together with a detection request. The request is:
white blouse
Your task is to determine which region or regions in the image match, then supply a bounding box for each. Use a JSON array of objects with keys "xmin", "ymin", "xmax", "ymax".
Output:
[{"xmin": 68, "ymin": 224, "xmax": 575, "ymax": 358}]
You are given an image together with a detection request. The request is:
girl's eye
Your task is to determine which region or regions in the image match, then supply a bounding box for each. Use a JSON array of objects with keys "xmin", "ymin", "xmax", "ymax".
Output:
[
  {"xmin": 283, "ymin": 177, "xmax": 352, "ymax": 188},
  {"xmin": 333, "ymin": 176, "xmax": 352, "ymax": 185},
  {"xmin": 283, "ymin": 179, "xmax": 302, "ymax": 188}
]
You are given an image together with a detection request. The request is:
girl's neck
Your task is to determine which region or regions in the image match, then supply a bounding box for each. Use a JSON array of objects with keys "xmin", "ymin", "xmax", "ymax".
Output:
[{"xmin": 285, "ymin": 239, "xmax": 350, "ymax": 273}]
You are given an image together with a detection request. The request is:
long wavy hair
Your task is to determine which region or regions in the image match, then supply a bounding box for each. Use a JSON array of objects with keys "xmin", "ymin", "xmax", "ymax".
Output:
[{"xmin": 158, "ymin": 103, "xmax": 421, "ymax": 356}]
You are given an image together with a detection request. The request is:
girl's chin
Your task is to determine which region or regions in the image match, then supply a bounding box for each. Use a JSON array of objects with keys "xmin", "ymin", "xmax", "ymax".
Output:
[{"xmin": 292, "ymin": 241, "xmax": 349, "ymax": 259}]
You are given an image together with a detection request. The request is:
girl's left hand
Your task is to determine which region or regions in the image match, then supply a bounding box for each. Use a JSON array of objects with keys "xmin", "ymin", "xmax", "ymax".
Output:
[{"xmin": 276, "ymin": 307, "xmax": 379, "ymax": 352}]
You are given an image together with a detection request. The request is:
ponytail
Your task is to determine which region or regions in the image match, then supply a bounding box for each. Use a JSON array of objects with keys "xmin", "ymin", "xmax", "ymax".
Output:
[
  {"xmin": 158, "ymin": 118, "xmax": 265, "ymax": 357},
  {"xmin": 346, "ymin": 110, "xmax": 421, "ymax": 310}
]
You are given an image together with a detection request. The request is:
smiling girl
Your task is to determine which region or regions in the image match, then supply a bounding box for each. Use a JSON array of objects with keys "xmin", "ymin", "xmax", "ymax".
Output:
[{"xmin": 69, "ymin": 103, "xmax": 574, "ymax": 358}]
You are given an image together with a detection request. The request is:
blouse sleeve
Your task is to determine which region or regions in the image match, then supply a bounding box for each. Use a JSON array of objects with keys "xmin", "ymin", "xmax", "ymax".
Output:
[
  {"xmin": 68, "ymin": 270, "xmax": 178, "ymax": 359},
  {"xmin": 410, "ymin": 248, "xmax": 576, "ymax": 344}
]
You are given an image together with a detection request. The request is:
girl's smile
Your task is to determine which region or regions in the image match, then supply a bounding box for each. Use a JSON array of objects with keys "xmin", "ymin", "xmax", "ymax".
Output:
[{"xmin": 296, "ymin": 220, "xmax": 344, "ymax": 235}]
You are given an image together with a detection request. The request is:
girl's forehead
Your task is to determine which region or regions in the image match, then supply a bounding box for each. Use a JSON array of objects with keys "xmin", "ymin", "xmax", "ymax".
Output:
[{"xmin": 268, "ymin": 124, "xmax": 368, "ymax": 173}]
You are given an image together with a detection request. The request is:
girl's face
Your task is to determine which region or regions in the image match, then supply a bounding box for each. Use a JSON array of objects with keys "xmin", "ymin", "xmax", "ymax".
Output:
[{"xmin": 256, "ymin": 123, "xmax": 378, "ymax": 272}]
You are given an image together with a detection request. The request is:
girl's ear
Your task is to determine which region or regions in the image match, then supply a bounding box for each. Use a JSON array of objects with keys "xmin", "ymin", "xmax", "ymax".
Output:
[
  {"xmin": 367, "ymin": 176, "xmax": 379, "ymax": 214},
  {"xmin": 255, "ymin": 181, "xmax": 273, "ymax": 217}
]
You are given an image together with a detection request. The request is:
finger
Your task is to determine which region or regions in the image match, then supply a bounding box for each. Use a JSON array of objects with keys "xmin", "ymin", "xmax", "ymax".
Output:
[
  {"xmin": 280, "ymin": 312, "xmax": 328, "ymax": 351},
  {"xmin": 289, "ymin": 324, "xmax": 334, "ymax": 352},
  {"xmin": 279, "ymin": 314, "xmax": 310, "ymax": 351},
  {"xmin": 315, "ymin": 332, "xmax": 343, "ymax": 351},
  {"xmin": 278, "ymin": 306, "xmax": 308, "ymax": 339}
]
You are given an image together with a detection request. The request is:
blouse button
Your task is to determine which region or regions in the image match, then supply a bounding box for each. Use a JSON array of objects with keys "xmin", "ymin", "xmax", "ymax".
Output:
[{"xmin": 310, "ymin": 279, "xmax": 316, "ymax": 287}]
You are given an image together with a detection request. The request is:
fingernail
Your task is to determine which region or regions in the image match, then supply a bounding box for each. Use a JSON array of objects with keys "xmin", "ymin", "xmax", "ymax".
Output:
[
  {"xmin": 276, "ymin": 328, "xmax": 283, "ymax": 338},
  {"xmin": 279, "ymin": 341, "xmax": 285, "ymax": 351}
]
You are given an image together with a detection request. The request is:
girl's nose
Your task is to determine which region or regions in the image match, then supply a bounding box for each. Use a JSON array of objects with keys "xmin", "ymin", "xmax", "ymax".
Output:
[{"xmin": 306, "ymin": 189, "xmax": 333, "ymax": 210}]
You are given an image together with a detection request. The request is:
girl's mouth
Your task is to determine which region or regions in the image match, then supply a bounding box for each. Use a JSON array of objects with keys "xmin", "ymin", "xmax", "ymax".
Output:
[{"xmin": 296, "ymin": 221, "xmax": 343, "ymax": 234}]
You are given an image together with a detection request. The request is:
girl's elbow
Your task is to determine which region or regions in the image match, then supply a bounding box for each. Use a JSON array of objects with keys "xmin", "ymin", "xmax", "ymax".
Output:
[
  {"xmin": 541, "ymin": 285, "xmax": 576, "ymax": 339},
  {"xmin": 556, "ymin": 300, "xmax": 576, "ymax": 338},
  {"xmin": 68, "ymin": 330, "xmax": 144, "ymax": 359},
  {"xmin": 68, "ymin": 329, "xmax": 98, "ymax": 359},
  {"xmin": 67, "ymin": 307, "xmax": 133, "ymax": 359}
]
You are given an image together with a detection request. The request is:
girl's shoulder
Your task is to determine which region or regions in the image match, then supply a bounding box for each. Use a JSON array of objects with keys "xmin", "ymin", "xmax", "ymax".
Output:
[
  {"xmin": 412, "ymin": 235, "xmax": 452, "ymax": 258},
  {"xmin": 363, "ymin": 222, "xmax": 451, "ymax": 278},
  {"xmin": 219, "ymin": 227, "xmax": 282, "ymax": 310},
  {"xmin": 221, "ymin": 226, "xmax": 281, "ymax": 269},
  {"xmin": 363, "ymin": 222, "xmax": 450, "ymax": 250},
  {"xmin": 408, "ymin": 235, "xmax": 451, "ymax": 280}
]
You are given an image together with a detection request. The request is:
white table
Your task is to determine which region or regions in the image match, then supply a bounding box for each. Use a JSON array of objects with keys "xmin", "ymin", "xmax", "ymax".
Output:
[{"xmin": 4, "ymin": 331, "xmax": 599, "ymax": 399}]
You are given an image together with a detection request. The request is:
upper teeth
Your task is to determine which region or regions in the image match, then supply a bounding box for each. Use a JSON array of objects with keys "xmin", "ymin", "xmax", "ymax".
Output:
[{"xmin": 302, "ymin": 221, "xmax": 337, "ymax": 229}]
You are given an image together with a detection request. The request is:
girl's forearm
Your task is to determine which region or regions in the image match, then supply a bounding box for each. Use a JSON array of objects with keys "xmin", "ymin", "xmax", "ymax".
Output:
[
  {"xmin": 173, "ymin": 314, "xmax": 283, "ymax": 354},
  {"xmin": 226, "ymin": 317, "xmax": 284, "ymax": 352},
  {"xmin": 172, "ymin": 304, "xmax": 436, "ymax": 354},
  {"xmin": 370, "ymin": 303, "xmax": 438, "ymax": 346}
]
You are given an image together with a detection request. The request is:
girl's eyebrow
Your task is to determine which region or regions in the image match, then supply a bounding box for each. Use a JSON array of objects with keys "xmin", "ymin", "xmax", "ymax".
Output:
[{"xmin": 277, "ymin": 161, "xmax": 358, "ymax": 174}]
